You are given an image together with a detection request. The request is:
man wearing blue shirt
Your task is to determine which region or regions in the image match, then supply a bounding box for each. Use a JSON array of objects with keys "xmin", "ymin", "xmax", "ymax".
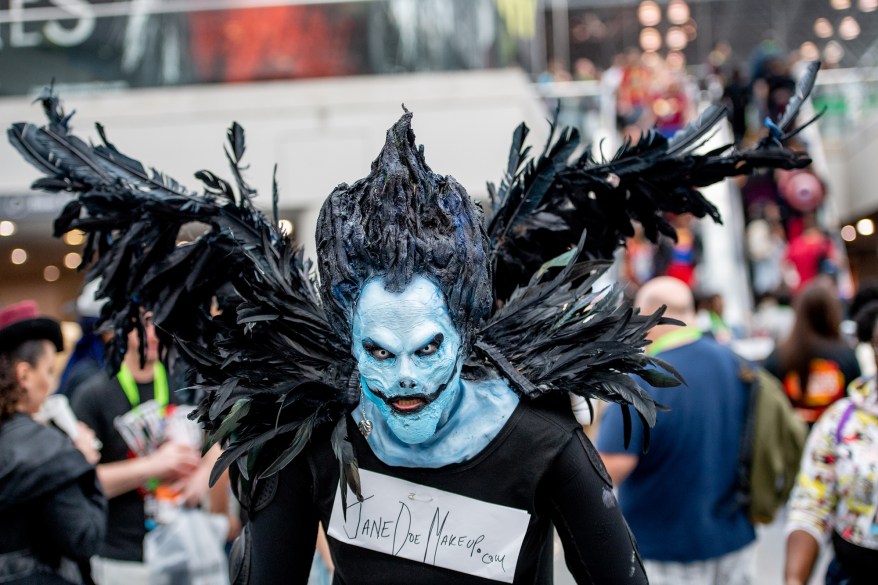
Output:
[{"xmin": 597, "ymin": 277, "xmax": 756, "ymax": 585}]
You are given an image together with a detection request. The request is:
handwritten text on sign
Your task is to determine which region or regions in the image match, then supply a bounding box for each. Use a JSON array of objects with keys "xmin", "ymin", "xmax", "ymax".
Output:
[{"xmin": 327, "ymin": 469, "xmax": 531, "ymax": 583}]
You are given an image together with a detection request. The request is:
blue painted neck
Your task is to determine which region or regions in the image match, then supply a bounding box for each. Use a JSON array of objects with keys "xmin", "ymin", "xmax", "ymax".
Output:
[{"xmin": 353, "ymin": 377, "xmax": 520, "ymax": 468}]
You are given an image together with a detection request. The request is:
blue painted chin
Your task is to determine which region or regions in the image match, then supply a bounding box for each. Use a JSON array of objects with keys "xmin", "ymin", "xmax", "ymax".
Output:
[
  {"xmin": 355, "ymin": 377, "xmax": 520, "ymax": 467},
  {"xmin": 361, "ymin": 374, "xmax": 460, "ymax": 445}
]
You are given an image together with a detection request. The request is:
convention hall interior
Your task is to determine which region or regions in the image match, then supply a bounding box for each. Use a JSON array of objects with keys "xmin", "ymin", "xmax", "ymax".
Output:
[{"xmin": 2, "ymin": 2, "xmax": 878, "ymax": 582}]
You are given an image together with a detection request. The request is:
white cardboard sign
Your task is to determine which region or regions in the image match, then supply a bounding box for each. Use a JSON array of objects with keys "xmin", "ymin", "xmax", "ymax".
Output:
[{"xmin": 327, "ymin": 469, "xmax": 531, "ymax": 583}]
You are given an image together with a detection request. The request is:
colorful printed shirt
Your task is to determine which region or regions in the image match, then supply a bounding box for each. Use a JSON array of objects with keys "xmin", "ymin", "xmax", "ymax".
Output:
[{"xmin": 786, "ymin": 376, "xmax": 878, "ymax": 549}]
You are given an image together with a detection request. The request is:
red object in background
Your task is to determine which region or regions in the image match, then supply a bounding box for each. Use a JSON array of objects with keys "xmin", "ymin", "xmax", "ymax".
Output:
[
  {"xmin": 785, "ymin": 230, "xmax": 835, "ymax": 293},
  {"xmin": 0, "ymin": 300, "xmax": 40, "ymax": 330},
  {"xmin": 189, "ymin": 6, "xmax": 355, "ymax": 83},
  {"xmin": 777, "ymin": 169, "xmax": 825, "ymax": 213}
]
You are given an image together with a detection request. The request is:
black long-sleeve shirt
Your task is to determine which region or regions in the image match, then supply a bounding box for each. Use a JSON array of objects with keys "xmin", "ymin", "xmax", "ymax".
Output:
[{"xmin": 237, "ymin": 402, "xmax": 647, "ymax": 584}]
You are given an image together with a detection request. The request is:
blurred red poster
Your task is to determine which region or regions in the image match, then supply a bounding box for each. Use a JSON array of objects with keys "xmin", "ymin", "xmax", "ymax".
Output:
[{"xmin": 189, "ymin": 5, "xmax": 355, "ymax": 82}]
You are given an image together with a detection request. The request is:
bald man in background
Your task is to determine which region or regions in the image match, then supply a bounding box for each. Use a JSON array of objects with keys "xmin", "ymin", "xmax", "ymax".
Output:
[{"xmin": 597, "ymin": 277, "xmax": 757, "ymax": 585}]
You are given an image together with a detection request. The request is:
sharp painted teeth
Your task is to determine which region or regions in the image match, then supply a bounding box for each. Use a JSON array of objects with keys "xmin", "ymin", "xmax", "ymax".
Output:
[
  {"xmin": 395, "ymin": 398, "xmax": 422, "ymax": 406},
  {"xmin": 393, "ymin": 398, "xmax": 425, "ymax": 411}
]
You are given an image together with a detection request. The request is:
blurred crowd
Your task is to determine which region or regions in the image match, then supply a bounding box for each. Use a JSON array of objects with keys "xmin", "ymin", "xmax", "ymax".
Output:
[
  {"xmin": 536, "ymin": 41, "xmax": 877, "ymax": 585},
  {"xmin": 540, "ymin": 41, "xmax": 845, "ymax": 316}
]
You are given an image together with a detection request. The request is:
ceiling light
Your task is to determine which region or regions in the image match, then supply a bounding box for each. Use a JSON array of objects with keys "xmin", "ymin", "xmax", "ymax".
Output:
[
  {"xmin": 824, "ymin": 40, "xmax": 845, "ymax": 65},
  {"xmin": 856, "ymin": 218, "xmax": 874, "ymax": 236},
  {"xmin": 64, "ymin": 252, "xmax": 82, "ymax": 269},
  {"xmin": 831, "ymin": 0, "xmax": 851, "ymax": 8},
  {"xmin": 800, "ymin": 41, "xmax": 820, "ymax": 61},
  {"xmin": 860, "ymin": 0, "xmax": 878, "ymax": 13},
  {"xmin": 0, "ymin": 221, "xmax": 15, "ymax": 237},
  {"xmin": 839, "ymin": 16, "xmax": 861, "ymax": 40},
  {"xmin": 814, "ymin": 18, "xmax": 834, "ymax": 38},
  {"xmin": 43, "ymin": 265, "xmax": 60, "ymax": 282},
  {"xmin": 63, "ymin": 230, "xmax": 85, "ymax": 246},
  {"xmin": 666, "ymin": 27, "xmax": 688, "ymax": 51},
  {"xmin": 637, "ymin": 1, "xmax": 661, "ymax": 27},
  {"xmin": 11, "ymin": 249, "xmax": 27, "ymax": 265},
  {"xmin": 639, "ymin": 27, "xmax": 662, "ymax": 52},
  {"xmin": 841, "ymin": 225, "xmax": 857, "ymax": 241},
  {"xmin": 278, "ymin": 219, "xmax": 294, "ymax": 236},
  {"xmin": 667, "ymin": 0, "xmax": 690, "ymax": 25}
]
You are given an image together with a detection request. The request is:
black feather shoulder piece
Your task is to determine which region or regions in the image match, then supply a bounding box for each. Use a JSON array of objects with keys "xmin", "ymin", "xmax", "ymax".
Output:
[
  {"xmin": 7, "ymin": 88, "xmax": 361, "ymax": 504},
  {"xmin": 487, "ymin": 61, "xmax": 821, "ymax": 303},
  {"xmin": 475, "ymin": 238, "xmax": 681, "ymax": 450}
]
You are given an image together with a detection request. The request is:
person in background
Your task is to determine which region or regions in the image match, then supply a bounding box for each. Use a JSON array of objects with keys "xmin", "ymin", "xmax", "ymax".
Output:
[
  {"xmin": 597, "ymin": 277, "xmax": 756, "ymax": 585},
  {"xmin": 71, "ymin": 311, "xmax": 211, "ymax": 584},
  {"xmin": 784, "ymin": 300, "xmax": 878, "ymax": 585},
  {"xmin": 0, "ymin": 300, "xmax": 105, "ymax": 584},
  {"xmin": 746, "ymin": 201, "xmax": 788, "ymax": 299},
  {"xmin": 764, "ymin": 281, "xmax": 860, "ymax": 427},
  {"xmin": 621, "ymin": 223, "xmax": 656, "ymax": 297},
  {"xmin": 653, "ymin": 213, "xmax": 702, "ymax": 289},
  {"xmin": 846, "ymin": 278, "xmax": 878, "ymax": 379},
  {"xmin": 695, "ymin": 291, "xmax": 737, "ymax": 344},
  {"xmin": 784, "ymin": 212, "xmax": 839, "ymax": 295},
  {"xmin": 751, "ymin": 291, "xmax": 795, "ymax": 345},
  {"xmin": 58, "ymin": 278, "xmax": 111, "ymax": 399}
]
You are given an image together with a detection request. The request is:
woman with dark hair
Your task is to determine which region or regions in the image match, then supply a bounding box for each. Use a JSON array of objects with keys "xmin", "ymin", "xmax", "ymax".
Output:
[
  {"xmin": 784, "ymin": 300, "xmax": 878, "ymax": 585},
  {"xmin": 0, "ymin": 301, "xmax": 106, "ymax": 584},
  {"xmin": 764, "ymin": 281, "xmax": 861, "ymax": 427}
]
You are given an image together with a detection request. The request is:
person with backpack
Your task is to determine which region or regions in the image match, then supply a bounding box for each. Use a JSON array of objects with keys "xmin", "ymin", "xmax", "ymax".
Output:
[
  {"xmin": 764, "ymin": 280, "xmax": 861, "ymax": 427},
  {"xmin": 784, "ymin": 301, "xmax": 878, "ymax": 585},
  {"xmin": 597, "ymin": 277, "xmax": 757, "ymax": 585}
]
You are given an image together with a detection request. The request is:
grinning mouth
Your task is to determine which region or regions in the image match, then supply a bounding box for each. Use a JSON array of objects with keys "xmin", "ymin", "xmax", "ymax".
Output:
[
  {"xmin": 367, "ymin": 384, "xmax": 446, "ymax": 415},
  {"xmin": 393, "ymin": 397, "xmax": 426, "ymax": 412}
]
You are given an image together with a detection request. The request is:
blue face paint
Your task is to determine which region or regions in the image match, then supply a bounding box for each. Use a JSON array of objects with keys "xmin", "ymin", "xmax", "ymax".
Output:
[{"xmin": 352, "ymin": 276, "xmax": 462, "ymax": 445}]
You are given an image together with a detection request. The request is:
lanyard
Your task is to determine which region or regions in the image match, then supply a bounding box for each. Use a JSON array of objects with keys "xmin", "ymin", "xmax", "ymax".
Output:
[
  {"xmin": 646, "ymin": 327, "xmax": 702, "ymax": 356},
  {"xmin": 116, "ymin": 362, "xmax": 169, "ymax": 409}
]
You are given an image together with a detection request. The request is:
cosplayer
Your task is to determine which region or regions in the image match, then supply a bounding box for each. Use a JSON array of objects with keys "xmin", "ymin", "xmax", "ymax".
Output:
[{"xmin": 8, "ymin": 62, "xmax": 820, "ymax": 584}]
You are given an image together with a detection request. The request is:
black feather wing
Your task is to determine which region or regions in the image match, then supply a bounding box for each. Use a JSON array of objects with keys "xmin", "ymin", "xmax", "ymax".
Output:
[
  {"xmin": 7, "ymin": 88, "xmax": 357, "ymax": 501},
  {"xmin": 772, "ymin": 60, "xmax": 822, "ymax": 139},
  {"xmin": 476, "ymin": 244, "xmax": 677, "ymax": 447},
  {"xmin": 487, "ymin": 65, "xmax": 821, "ymax": 303},
  {"xmin": 480, "ymin": 63, "xmax": 822, "ymax": 443}
]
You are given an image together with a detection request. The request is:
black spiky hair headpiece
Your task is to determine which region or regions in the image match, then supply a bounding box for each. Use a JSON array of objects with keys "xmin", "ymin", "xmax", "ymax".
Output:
[{"xmin": 316, "ymin": 111, "xmax": 492, "ymax": 348}]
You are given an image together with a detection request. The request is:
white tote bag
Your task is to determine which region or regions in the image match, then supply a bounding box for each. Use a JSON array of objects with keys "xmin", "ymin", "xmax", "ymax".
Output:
[{"xmin": 144, "ymin": 508, "xmax": 230, "ymax": 585}]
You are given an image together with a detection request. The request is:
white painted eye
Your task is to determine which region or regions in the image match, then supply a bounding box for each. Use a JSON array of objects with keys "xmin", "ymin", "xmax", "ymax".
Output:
[
  {"xmin": 415, "ymin": 334, "xmax": 444, "ymax": 357},
  {"xmin": 369, "ymin": 347, "xmax": 394, "ymax": 361},
  {"xmin": 416, "ymin": 341, "xmax": 439, "ymax": 356}
]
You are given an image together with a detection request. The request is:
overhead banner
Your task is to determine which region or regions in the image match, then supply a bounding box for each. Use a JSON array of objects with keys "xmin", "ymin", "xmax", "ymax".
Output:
[{"xmin": 0, "ymin": 0, "xmax": 515, "ymax": 96}]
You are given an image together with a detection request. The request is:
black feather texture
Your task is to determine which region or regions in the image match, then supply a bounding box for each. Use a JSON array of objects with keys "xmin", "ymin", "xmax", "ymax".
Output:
[
  {"xmin": 475, "ymin": 241, "xmax": 677, "ymax": 446},
  {"xmin": 486, "ymin": 64, "xmax": 819, "ymax": 303},
  {"xmin": 7, "ymin": 87, "xmax": 357, "ymax": 503},
  {"xmin": 760, "ymin": 60, "xmax": 824, "ymax": 145},
  {"xmin": 8, "ymin": 69, "xmax": 822, "ymax": 492}
]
